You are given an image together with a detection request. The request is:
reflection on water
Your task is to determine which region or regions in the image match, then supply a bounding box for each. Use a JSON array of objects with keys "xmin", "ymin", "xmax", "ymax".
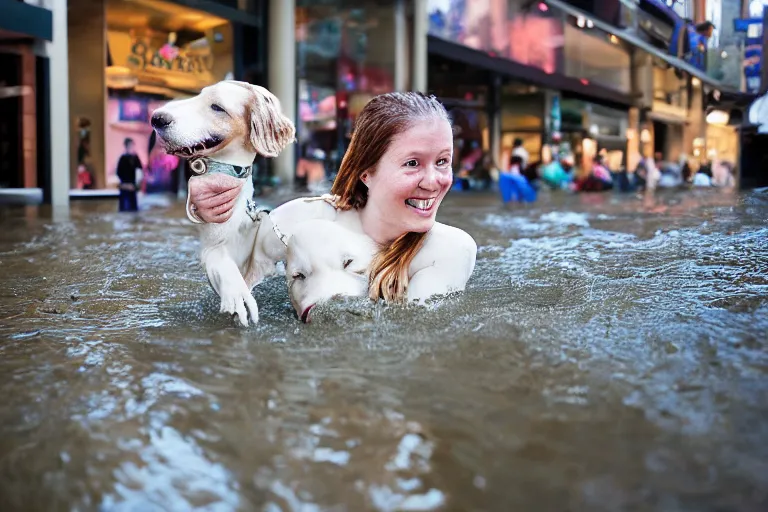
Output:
[{"xmin": 0, "ymin": 188, "xmax": 767, "ymax": 511}]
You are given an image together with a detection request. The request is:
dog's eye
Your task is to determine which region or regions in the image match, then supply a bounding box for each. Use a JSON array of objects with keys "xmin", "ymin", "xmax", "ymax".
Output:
[
  {"xmin": 211, "ymin": 104, "xmax": 226, "ymax": 113},
  {"xmin": 343, "ymin": 258, "xmax": 353, "ymax": 269},
  {"xmin": 292, "ymin": 272, "xmax": 305, "ymax": 280}
]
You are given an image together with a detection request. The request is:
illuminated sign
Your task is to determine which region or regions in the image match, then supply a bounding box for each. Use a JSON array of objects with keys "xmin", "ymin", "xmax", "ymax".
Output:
[{"xmin": 127, "ymin": 33, "xmax": 214, "ymax": 75}]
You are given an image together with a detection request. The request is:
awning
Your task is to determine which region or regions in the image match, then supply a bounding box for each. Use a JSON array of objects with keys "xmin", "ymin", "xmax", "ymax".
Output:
[
  {"xmin": 545, "ymin": 0, "xmax": 737, "ymax": 93},
  {"xmin": 0, "ymin": 0, "xmax": 52, "ymax": 41}
]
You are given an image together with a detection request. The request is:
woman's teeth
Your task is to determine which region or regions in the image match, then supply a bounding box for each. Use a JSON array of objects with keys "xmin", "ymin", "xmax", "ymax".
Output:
[{"xmin": 405, "ymin": 198, "xmax": 435, "ymax": 210}]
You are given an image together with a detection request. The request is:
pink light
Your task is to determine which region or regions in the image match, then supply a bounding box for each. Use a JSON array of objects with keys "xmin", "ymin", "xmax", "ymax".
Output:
[
  {"xmin": 538, "ymin": 2, "xmax": 548, "ymax": 11},
  {"xmin": 580, "ymin": 78, "xmax": 589, "ymax": 85}
]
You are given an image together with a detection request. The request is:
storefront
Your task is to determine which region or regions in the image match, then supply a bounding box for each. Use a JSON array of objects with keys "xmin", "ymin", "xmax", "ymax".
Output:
[
  {"xmin": 68, "ymin": 0, "xmax": 261, "ymax": 194},
  {"xmin": 103, "ymin": 0, "xmax": 233, "ymax": 193},
  {"xmin": 0, "ymin": 0, "xmax": 52, "ymax": 200},
  {"xmin": 559, "ymin": 97, "xmax": 630, "ymax": 172},
  {"xmin": 500, "ymin": 84, "xmax": 545, "ymax": 170},
  {"xmin": 295, "ymin": 0, "xmax": 399, "ymax": 184},
  {"xmin": 632, "ymin": 52, "xmax": 691, "ymax": 165},
  {"xmin": 426, "ymin": 0, "xmax": 634, "ymax": 173}
]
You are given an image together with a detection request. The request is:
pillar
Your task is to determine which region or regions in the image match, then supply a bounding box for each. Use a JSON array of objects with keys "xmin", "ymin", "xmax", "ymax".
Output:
[
  {"xmin": 693, "ymin": 0, "xmax": 706, "ymax": 23},
  {"xmin": 394, "ymin": 0, "xmax": 408, "ymax": 92},
  {"xmin": 627, "ymin": 107, "xmax": 640, "ymax": 173},
  {"xmin": 487, "ymin": 74, "xmax": 501, "ymax": 168},
  {"xmin": 68, "ymin": 0, "xmax": 106, "ymax": 190},
  {"xmin": 268, "ymin": 0, "xmax": 296, "ymax": 186},
  {"xmin": 412, "ymin": 0, "xmax": 427, "ymax": 92},
  {"xmin": 47, "ymin": 0, "xmax": 69, "ymax": 208}
]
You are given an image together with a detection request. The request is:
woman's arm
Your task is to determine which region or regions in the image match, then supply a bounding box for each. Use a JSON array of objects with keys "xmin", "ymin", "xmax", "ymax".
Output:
[{"xmin": 407, "ymin": 224, "xmax": 477, "ymax": 303}]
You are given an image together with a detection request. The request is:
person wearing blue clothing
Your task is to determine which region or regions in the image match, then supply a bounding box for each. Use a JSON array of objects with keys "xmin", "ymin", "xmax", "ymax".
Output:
[{"xmin": 499, "ymin": 155, "xmax": 537, "ymax": 203}]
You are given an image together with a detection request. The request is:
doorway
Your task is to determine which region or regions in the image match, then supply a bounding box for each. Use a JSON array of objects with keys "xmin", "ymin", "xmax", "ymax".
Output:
[{"xmin": 0, "ymin": 52, "xmax": 22, "ymax": 188}]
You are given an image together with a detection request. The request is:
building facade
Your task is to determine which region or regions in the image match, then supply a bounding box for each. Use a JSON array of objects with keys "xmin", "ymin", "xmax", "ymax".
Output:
[
  {"xmin": 425, "ymin": 0, "xmax": 746, "ymax": 176},
  {"xmin": 0, "ymin": 0, "xmax": 53, "ymax": 202},
  {"xmin": 0, "ymin": 0, "xmax": 760, "ymax": 204}
]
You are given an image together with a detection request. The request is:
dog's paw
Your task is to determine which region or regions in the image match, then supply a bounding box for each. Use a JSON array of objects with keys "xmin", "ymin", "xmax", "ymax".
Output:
[{"xmin": 219, "ymin": 289, "xmax": 259, "ymax": 326}]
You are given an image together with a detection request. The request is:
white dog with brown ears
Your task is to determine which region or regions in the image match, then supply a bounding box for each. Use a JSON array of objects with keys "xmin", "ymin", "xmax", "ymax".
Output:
[{"xmin": 151, "ymin": 80, "xmax": 301, "ymax": 325}]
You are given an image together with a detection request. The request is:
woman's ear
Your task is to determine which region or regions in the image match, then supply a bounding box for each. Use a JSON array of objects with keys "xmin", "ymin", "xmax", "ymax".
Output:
[{"xmin": 360, "ymin": 173, "xmax": 369, "ymax": 187}]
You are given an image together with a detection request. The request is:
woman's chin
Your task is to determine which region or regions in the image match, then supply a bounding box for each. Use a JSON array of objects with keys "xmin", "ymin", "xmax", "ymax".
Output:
[{"xmin": 404, "ymin": 215, "xmax": 436, "ymax": 233}]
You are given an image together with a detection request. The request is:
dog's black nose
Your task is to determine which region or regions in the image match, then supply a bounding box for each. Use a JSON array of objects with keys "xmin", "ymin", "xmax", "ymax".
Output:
[{"xmin": 151, "ymin": 111, "xmax": 172, "ymax": 130}]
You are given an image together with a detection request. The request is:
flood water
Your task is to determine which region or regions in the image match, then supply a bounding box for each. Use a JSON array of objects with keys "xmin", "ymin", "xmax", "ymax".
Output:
[{"xmin": 0, "ymin": 187, "xmax": 767, "ymax": 511}]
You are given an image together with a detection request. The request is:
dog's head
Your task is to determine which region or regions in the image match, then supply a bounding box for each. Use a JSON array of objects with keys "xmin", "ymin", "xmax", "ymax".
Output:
[
  {"xmin": 151, "ymin": 80, "xmax": 295, "ymax": 166},
  {"xmin": 286, "ymin": 220, "xmax": 376, "ymax": 323}
]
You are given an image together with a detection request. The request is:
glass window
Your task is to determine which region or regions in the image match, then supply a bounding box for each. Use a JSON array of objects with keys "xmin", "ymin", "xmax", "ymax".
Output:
[
  {"xmin": 563, "ymin": 24, "xmax": 631, "ymax": 94},
  {"xmin": 101, "ymin": 0, "xmax": 233, "ymax": 192},
  {"xmin": 296, "ymin": 1, "xmax": 396, "ymax": 184},
  {"xmin": 427, "ymin": 0, "xmax": 564, "ymax": 75}
]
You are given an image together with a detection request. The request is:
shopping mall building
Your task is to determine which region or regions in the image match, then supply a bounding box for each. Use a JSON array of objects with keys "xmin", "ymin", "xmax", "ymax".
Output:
[{"xmin": 0, "ymin": 0, "xmax": 765, "ymax": 205}]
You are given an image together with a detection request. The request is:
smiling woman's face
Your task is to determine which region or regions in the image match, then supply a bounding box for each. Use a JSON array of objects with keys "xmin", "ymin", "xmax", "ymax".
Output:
[{"xmin": 362, "ymin": 118, "xmax": 454, "ymax": 238}]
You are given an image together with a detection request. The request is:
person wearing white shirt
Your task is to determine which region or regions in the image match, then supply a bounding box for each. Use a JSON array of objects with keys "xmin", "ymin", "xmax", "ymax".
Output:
[{"xmin": 511, "ymin": 138, "xmax": 529, "ymax": 170}]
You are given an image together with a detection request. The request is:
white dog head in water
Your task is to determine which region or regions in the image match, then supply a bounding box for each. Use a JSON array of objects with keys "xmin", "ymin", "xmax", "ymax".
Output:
[{"xmin": 286, "ymin": 220, "xmax": 376, "ymax": 323}]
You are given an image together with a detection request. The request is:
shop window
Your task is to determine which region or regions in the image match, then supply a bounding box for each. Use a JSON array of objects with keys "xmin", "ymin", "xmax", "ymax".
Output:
[
  {"xmin": 296, "ymin": 1, "xmax": 395, "ymax": 185},
  {"xmin": 428, "ymin": 0, "xmax": 563, "ymax": 75},
  {"xmin": 100, "ymin": 0, "xmax": 234, "ymax": 193},
  {"xmin": 563, "ymin": 24, "xmax": 631, "ymax": 94}
]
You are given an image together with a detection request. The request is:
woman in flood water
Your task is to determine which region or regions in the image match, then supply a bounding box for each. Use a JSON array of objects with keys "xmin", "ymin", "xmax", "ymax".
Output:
[{"xmin": 188, "ymin": 91, "xmax": 477, "ymax": 312}]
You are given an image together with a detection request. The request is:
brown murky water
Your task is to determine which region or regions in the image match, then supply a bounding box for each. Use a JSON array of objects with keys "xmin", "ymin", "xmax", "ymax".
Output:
[{"xmin": 0, "ymin": 187, "xmax": 767, "ymax": 511}]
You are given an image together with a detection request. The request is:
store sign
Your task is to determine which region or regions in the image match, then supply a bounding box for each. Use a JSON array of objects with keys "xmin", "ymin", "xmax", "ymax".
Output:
[
  {"xmin": 128, "ymin": 36, "xmax": 214, "ymax": 75},
  {"xmin": 107, "ymin": 28, "xmax": 231, "ymax": 93}
]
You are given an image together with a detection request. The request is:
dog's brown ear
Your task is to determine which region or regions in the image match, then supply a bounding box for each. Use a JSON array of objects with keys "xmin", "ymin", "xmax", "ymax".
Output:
[{"xmin": 248, "ymin": 85, "xmax": 296, "ymax": 157}]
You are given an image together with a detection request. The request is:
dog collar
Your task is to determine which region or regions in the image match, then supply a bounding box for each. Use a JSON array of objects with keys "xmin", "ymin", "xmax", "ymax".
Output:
[{"xmin": 189, "ymin": 157, "xmax": 252, "ymax": 179}]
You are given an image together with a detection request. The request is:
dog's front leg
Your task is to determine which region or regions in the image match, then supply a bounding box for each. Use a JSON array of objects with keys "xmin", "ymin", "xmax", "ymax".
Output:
[{"xmin": 202, "ymin": 246, "xmax": 259, "ymax": 326}]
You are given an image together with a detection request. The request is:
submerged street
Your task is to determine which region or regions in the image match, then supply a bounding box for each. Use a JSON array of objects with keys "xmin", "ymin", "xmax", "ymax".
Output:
[{"xmin": 0, "ymin": 188, "xmax": 766, "ymax": 511}]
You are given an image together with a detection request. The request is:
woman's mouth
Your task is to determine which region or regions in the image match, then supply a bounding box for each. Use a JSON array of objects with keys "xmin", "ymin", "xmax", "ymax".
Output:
[{"xmin": 405, "ymin": 197, "xmax": 436, "ymax": 212}]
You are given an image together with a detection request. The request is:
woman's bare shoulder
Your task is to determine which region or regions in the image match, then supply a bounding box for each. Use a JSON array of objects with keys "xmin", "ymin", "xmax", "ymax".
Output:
[
  {"xmin": 413, "ymin": 222, "xmax": 477, "ymax": 272},
  {"xmin": 426, "ymin": 222, "xmax": 477, "ymax": 253}
]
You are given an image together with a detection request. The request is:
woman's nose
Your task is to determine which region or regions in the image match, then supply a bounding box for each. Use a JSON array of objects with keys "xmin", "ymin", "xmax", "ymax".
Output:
[{"xmin": 420, "ymin": 165, "xmax": 449, "ymax": 189}]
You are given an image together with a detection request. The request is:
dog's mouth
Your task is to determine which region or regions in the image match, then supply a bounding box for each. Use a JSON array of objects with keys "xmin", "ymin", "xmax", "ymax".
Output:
[
  {"xmin": 165, "ymin": 135, "xmax": 224, "ymax": 158},
  {"xmin": 300, "ymin": 304, "xmax": 315, "ymax": 323}
]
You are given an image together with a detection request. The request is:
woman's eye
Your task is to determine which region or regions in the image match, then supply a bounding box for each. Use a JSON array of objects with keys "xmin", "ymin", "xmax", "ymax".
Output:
[
  {"xmin": 211, "ymin": 104, "xmax": 226, "ymax": 113},
  {"xmin": 292, "ymin": 272, "xmax": 305, "ymax": 280},
  {"xmin": 437, "ymin": 158, "xmax": 450, "ymax": 167},
  {"xmin": 404, "ymin": 159, "xmax": 418, "ymax": 168},
  {"xmin": 343, "ymin": 258, "xmax": 353, "ymax": 269}
]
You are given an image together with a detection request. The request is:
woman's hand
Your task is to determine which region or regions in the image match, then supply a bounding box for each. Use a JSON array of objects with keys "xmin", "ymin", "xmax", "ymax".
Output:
[{"xmin": 187, "ymin": 174, "xmax": 243, "ymax": 223}]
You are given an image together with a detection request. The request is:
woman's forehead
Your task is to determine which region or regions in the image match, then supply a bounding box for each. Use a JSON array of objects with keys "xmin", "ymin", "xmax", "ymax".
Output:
[{"xmin": 387, "ymin": 120, "xmax": 452, "ymax": 153}]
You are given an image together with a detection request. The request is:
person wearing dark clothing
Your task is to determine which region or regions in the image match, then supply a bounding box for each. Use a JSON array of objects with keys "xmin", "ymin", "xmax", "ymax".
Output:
[{"xmin": 116, "ymin": 138, "xmax": 143, "ymax": 212}]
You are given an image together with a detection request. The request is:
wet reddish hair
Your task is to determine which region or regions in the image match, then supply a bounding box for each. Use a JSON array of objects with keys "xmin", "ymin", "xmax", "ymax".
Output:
[{"xmin": 330, "ymin": 92, "xmax": 451, "ymax": 302}]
